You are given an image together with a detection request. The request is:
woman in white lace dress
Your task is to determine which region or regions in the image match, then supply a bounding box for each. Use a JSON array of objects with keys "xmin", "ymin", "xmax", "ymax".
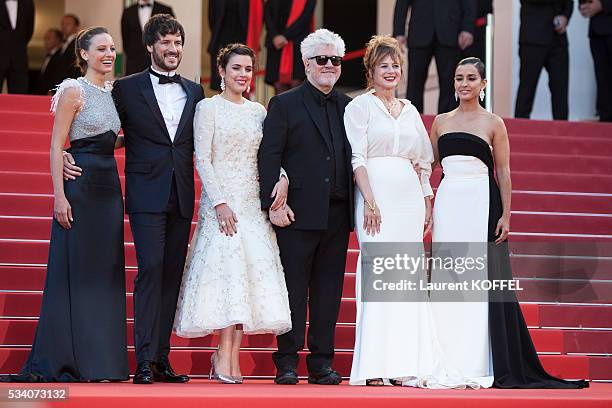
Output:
[{"xmin": 174, "ymin": 44, "xmax": 291, "ymax": 383}]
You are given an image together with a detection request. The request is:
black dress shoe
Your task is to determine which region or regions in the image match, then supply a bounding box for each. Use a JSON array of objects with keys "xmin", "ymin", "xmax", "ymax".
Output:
[
  {"xmin": 274, "ymin": 368, "xmax": 299, "ymax": 385},
  {"xmin": 152, "ymin": 360, "xmax": 189, "ymax": 383},
  {"xmin": 308, "ymin": 367, "xmax": 342, "ymax": 385},
  {"xmin": 133, "ymin": 362, "xmax": 154, "ymax": 384}
]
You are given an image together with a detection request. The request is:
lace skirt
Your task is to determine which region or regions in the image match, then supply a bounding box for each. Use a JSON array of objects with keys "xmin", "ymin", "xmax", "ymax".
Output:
[{"xmin": 174, "ymin": 194, "xmax": 292, "ymax": 338}]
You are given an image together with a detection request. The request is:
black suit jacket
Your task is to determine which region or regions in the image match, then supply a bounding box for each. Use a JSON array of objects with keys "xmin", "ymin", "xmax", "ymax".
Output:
[
  {"xmin": 519, "ymin": 0, "xmax": 573, "ymax": 46},
  {"xmin": 0, "ymin": 0, "xmax": 34, "ymax": 71},
  {"xmin": 208, "ymin": 0, "xmax": 248, "ymax": 53},
  {"xmin": 112, "ymin": 70, "xmax": 205, "ymax": 218},
  {"xmin": 54, "ymin": 38, "xmax": 81, "ymax": 83},
  {"xmin": 588, "ymin": 0, "xmax": 612, "ymax": 37},
  {"xmin": 264, "ymin": 0, "xmax": 316, "ymax": 84},
  {"xmin": 35, "ymin": 49, "xmax": 62, "ymax": 94},
  {"xmin": 258, "ymin": 82, "xmax": 355, "ymax": 231},
  {"xmin": 121, "ymin": 2, "xmax": 174, "ymax": 75},
  {"xmin": 393, "ymin": 0, "xmax": 476, "ymax": 48}
]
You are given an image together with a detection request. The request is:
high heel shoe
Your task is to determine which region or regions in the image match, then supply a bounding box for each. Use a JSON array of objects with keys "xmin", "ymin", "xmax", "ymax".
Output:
[
  {"xmin": 209, "ymin": 351, "xmax": 235, "ymax": 384},
  {"xmin": 231, "ymin": 375, "xmax": 244, "ymax": 384}
]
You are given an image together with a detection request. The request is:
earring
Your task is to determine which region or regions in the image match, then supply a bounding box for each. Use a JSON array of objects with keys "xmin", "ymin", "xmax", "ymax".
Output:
[
  {"xmin": 454, "ymin": 92, "xmax": 458, "ymax": 102},
  {"xmin": 479, "ymin": 89, "xmax": 485, "ymax": 101},
  {"xmin": 220, "ymin": 77, "xmax": 225, "ymax": 91},
  {"xmin": 246, "ymin": 84, "xmax": 251, "ymax": 94}
]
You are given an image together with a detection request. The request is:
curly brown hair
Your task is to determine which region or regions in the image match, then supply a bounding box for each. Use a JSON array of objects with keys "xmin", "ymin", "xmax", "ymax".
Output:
[{"xmin": 363, "ymin": 35, "xmax": 404, "ymax": 89}]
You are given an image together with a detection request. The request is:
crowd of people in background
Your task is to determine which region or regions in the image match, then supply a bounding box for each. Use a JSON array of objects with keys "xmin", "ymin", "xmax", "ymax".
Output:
[{"xmin": 0, "ymin": 0, "xmax": 611, "ymax": 120}]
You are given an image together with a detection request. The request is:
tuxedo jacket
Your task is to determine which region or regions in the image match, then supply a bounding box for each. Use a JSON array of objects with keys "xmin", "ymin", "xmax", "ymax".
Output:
[
  {"xmin": 258, "ymin": 82, "xmax": 355, "ymax": 231},
  {"xmin": 393, "ymin": 0, "xmax": 476, "ymax": 48},
  {"xmin": 519, "ymin": 0, "xmax": 573, "ymax": 46},
  {"xmin": 35, "ymin": 50, "xmax": 62, "ymax": 95},
  {"xmin": 54, "ymin": 38, "xmax": 81, "ymax": 84},
  {"xmin": 263, "ymin": 0, "xmax": 316, "ymax": 84},
  {"xmin": 121, "ymin": 2, "xmax": 174, "ymax": 75},
  {"xmin": 112, "ymin": 70, "xmax": 205, "ymax": 218},
  {"xmin": 0, "ymin": 0, "xmax": 34, "ymax": 71},
  {"xmin": 588, "ymin": 0, "xmax": 612, "ymax": 37},
  {"xmin": 208, "ymin": 0, "xmax": 248, "ymax": 53}
]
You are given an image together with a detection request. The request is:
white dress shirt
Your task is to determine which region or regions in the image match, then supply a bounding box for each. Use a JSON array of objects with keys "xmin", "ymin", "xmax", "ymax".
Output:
[
  {"xmin": 344, "ymin": 90, "xmax": 434, "ymax": 197},
  {"xmin": 61, "ymin": 33, "xmax": 77, "ymax": 54},
  {"xmin": 138, "ymin": 0, "xmax": 154, "ymax": 31},
  {"xmin": 5, "ymin": 0, "xmax": 18, "ymax": 30},
  {"xmin": 41, "ymin": 46, "xmax": 60, "ymax": 74},
  {"xmin": 150, "ymin": 67, "xmax": 186, "ymax": 142}
]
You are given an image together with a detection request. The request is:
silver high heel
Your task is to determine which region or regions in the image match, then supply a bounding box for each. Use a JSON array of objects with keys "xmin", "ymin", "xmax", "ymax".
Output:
[
  {"xmin": 231, "ymin": 375, "xmax": 244, "ymax": 384},
  {"xmin": 209, "ymin": 351, "xmax": 235, "ymax": 384}
]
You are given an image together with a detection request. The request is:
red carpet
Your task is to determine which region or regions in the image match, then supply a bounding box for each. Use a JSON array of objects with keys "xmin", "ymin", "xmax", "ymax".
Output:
[
  {"xmin": 0, "ymin": 380, "xmax": 610, "ymax": 408},
  {"xmin": 0, "ymin": 94, "xmax": 611, "ymax": 405}
]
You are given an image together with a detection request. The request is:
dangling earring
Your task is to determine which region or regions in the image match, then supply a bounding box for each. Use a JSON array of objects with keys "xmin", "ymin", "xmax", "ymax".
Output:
[
  {"xmin": 246, "ymin": 82, "xmax": 251, "ymax": 94},
  {"xmin": 479, "ymin": 89, "xmax": 485, "ymax": 101},
  {"xmin": 220, "ymin": 77, "xmax": 225, "ymax": 92},
  {"xmin": 454, "ymin": 92, "xmax": 458, "ymax": 102}
]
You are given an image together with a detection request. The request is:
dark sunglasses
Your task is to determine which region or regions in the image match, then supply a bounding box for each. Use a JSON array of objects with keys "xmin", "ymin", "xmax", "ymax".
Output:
[{"xmin": 308, "ymin": 55, "xmax": 343, "ymax": 66}]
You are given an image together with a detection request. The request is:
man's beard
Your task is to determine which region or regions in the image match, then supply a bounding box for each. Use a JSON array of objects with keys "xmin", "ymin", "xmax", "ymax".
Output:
[{"xmin": 152, "ymin": 49, "xmax": 181, "ymax": 71}]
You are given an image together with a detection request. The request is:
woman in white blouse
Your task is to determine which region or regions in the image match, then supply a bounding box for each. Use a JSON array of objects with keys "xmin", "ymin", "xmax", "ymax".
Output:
[{"xmin": 344, "ymin": 36, "xmax": 480, "ymax": 389}]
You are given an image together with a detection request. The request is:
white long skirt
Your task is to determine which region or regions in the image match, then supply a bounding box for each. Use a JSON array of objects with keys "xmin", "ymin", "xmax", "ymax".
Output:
[
  {"xmin": 350, "ymin": 157, "xmax": 483, "ymax": 388},
  {"xmin": 430, "ymin": 155, "xmax": 494, "ymax": 388}
]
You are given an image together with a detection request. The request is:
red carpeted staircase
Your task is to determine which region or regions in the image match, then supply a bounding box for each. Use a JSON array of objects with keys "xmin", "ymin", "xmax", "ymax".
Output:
[{"xmin": 0, "ymin": 94, "xmax": 611, "ymax": 406}]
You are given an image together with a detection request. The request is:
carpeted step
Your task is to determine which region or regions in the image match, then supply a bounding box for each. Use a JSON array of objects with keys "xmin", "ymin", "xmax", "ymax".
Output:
[
  {"xmin": 2, "ymin": 191, "xmax": 610, "ymax": 217},
  {"xmin": 0, "ymin": 95, "xmax": 50, "ymax": 112},
  {"xmin": 0, "ymin": 112, "xmax": 53, "ymax": 133},
  {"xmin": 3, "ymin": 149, "xmax": 611, "ymax": 175},
  {"xmin": 1, "ymin": 264, "xmax": 609, "ymax": 304},
  {"xmin": 0, "ymin": 292, "xmax": 545, "ymax": 327},
  {"xmin": 0, "ymin": 348, "xmax": 595, "ymax": 380},
  {"xmin": 4, "ymin": 170, "xmax": 612, "ymax": 194},
  {"xmin": 2, "ymin": 212, "xmax": 610, "ymax": 241},
  {"xmin": 1, "ymin": 318, "xmax": 609, "ymax": 355}
]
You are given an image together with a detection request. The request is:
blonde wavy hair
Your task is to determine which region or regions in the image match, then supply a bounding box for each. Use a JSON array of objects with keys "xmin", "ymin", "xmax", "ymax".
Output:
[{"xmin": 363, "ymin": 35, "xmax": 404, "ymax": 89}]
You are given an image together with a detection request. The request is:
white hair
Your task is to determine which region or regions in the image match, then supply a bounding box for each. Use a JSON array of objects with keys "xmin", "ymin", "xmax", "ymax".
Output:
[{"xmin": 300, "ymin": 28, "xmax": 346, "ymax": 60}]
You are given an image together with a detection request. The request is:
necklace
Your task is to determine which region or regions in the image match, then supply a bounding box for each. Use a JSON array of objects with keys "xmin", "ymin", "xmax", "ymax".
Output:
[
  {"xmin": 375, "ymin": 93, "xmax": 399, "ymax": 115},
  {"xmin": 80, "ymin": 76, "xmax": 110, "ymax": 93}
]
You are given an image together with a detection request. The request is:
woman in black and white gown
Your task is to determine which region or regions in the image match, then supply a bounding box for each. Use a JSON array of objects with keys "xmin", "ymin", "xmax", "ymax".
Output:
[{"xmin": 429, "ymin": 57, "xmax": 588, "ymax": 389}]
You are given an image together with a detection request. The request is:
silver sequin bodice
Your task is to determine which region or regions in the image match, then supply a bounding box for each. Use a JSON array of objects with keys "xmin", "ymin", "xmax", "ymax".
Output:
[{"xmin": 69, "ymin": 77, "xmax": 121, "ymax": 142}]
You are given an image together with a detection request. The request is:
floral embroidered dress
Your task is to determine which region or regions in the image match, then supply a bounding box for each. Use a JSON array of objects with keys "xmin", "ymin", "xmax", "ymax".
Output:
[{"xmin": 174, "ymin": 95, "xmax": 292, "ymax": 337}]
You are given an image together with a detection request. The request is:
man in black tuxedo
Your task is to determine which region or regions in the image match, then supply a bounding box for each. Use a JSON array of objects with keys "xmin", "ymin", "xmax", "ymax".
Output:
[
  {"xmin": 208, "ymin": 0, "xmax": 249, "ymax": 90},
  {"xmin": 63, "ymin": 14, "xmax": 204, "ymax": 384},
  {"xmin": 461, "ymin": 0, "xmax": 493, "ymax": 63},
  {"xmin": 515, "ymin": 0, "xmax": 574, "ymax": 120},
  {"xmin": 0, "ymin": 0, "xmax": 34, "ymax": 94},
  {"xmin": 258, "ymin": 29, "xmax": 354, "ymax": 386},
  {"xmin": 393, "ymin": 0, "xmax": 476, "ymax": 113},
  {"xmin": 580, "ymin": 0, "xmax": 612, "ymax": 122},
  {"xmin": 34, "ymin": 28, "xmax": 63, "ymax": 95},
  {"xmin": 54, "ymin": 14, "xmax": 81, "ymax": 84},
  {"xmin": 122, "ymin": 0, "xmax": 174, "ymax": 75}
]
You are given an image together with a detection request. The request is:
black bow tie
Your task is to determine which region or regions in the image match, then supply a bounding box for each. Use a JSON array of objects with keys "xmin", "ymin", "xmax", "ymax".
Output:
[
  {"xmin": 139, "ymin": 3, "xmax": 152, "ymax": 8},
  {"xmin": 149, "ymin": 68, "xmax": 181, "ymax": 85}
]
